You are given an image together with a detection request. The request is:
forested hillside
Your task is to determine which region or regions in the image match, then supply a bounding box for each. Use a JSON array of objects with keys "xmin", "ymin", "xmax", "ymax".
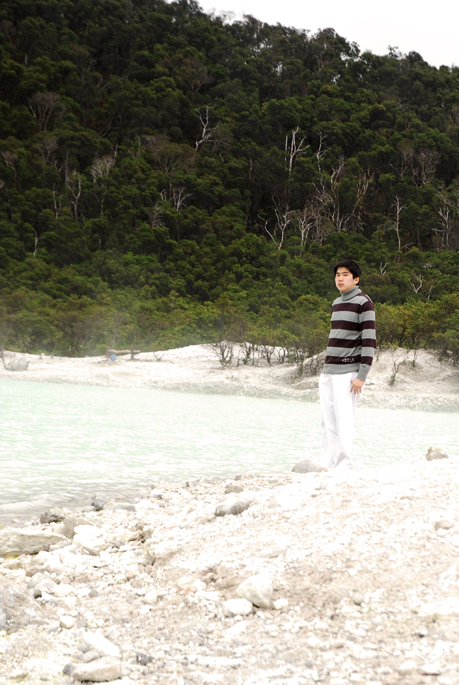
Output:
[{"xmin": 0, "ymin": 0, "xmax": 458, "ymax": 361}]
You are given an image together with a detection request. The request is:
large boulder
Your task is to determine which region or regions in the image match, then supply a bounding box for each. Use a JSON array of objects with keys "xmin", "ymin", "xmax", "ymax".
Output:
[
  {"xmin": 5, "ymin": 357, "xmax": 29, "ymax": 371},
  {"xmin": 292, "ymin": 459, "xmax": 327, "ymax": 473},
  {"xmin": 0, "ymin": 577, "xmax": 46, "ymax": 633},
  {"xmin": 236, "ymin": 574, "xmax": 273, "ymax": 609},
  {"xmin": 215, "ymin": 499, "xmax": 251, "ymax": 517},
  {"xmin": 426, "ymin": 447, "xmax": 449, "ymax": 461},
  {"xmin": 71, "ymin": 658, "xmax": 122, "ymax": 682},
  {"xmin": 78, "ymin": 631, "xmax": 121, "ymax": 658},
  {"xmin": 73, "ymin": 525, "xmax": 109, "ymax": 555},
  {"xmin": 0, "ymin": 527, "xmax": 67, "ymax": 556}
]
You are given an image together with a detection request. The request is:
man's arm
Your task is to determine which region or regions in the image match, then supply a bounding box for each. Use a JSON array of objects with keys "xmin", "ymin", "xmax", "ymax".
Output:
[{"xmin": 356, "ymin": 298, "xmax": 376, "ymax": 384}]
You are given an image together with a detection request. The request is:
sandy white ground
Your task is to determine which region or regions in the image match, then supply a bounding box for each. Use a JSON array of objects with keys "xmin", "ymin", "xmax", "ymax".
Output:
[{"xmin": 1, "ymin": 345, "xmax": 458, "ymax": 411}]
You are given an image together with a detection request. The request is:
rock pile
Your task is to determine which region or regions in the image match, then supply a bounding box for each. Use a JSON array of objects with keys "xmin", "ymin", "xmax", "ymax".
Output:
[{"xmin": 1, "ymin": 453, "xmax": 459, "ymax": 684}]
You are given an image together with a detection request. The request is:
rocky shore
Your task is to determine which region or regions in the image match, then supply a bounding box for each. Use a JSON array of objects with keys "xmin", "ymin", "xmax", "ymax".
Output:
[
  {"xmin": 2, "ymin": 450, "xmax": 459, "ymax": 685},
  {"xmin": 1, "ymin": 344, "xmax": 459, "ymax": 411}
]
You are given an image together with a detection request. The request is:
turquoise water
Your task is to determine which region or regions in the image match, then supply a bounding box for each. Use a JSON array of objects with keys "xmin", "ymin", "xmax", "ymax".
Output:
[{"xmin": 1, "ymin": 379, "xmax": 458, "ymax": 521}]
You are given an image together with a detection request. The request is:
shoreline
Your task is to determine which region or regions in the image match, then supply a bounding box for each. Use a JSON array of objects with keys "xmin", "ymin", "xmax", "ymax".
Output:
[{"xmin": 1, "ymin": 344, "xmax": 459, "ymax": 411}]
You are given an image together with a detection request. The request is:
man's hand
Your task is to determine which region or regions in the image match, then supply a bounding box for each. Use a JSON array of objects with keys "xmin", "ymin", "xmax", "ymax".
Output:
[{"xmin": 350, "ymin": 378, "xmax": 365, "ymax": 394}]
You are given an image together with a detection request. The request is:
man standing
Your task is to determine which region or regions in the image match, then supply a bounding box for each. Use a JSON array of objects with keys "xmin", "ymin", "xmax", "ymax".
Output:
[{"xmin": 319, "ymin": 260, "xmax": 376, "ymax": 470}]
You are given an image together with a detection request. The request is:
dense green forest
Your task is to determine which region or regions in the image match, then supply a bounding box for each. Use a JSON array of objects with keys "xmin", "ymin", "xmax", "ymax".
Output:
[{"xmin": 0, "ymin": 0, "xmax": 458, "ymax": 362}]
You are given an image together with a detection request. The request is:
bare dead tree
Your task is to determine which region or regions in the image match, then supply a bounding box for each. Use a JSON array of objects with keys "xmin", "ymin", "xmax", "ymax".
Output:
[
  {"xmin": 211, "ymin": 340, "xmax": 234, "ymax": 367},
  {"xmin": 314, "ymin": 157, "xmax": 372, "ymax": 233},
  {"xmin": 410, "ymin": 274, "xmax": 423, "ymax": 293},
  {"xmin": 435, "ymin": 194, "xmax": 454, "ymax": 250},
  {"xmin": 387, "ymin": 196, "xmax": 405, "ymax": 255},
  {"xmin": 393, "ymin": 144, "xmax": 414, "ymax": 180},
  {"xmin": 52, "ymin": 189, "xmax": 63, "ymax": 219},
  {"xmin": 171, "ymin": 186, "xmax": 191, "ymax": 211},
  {"xmin": 393, "ymin": 146, "xmax": 440, "ymax": 187},
  {"xmin": 260, "ymin": 200, "xmax": 293, "ymax": 251},
  {"xmin": 434, "ymin": 190, "xmax": 459, "ymax": 250},
  {"xmin": 195, "ymin": 107, "xmax": 217, "ymax": 151},
  {"xmin": 65, "ymin": 171, "xmax": 83, "ymax": 221},
  {"xmin": 160, "ymin": 186, "xmax": 191, "ymax": 211},
  {"xmin": 315, "ymin": 131, "xmax": 327, "ymax": 169},
  {"xmin": 414, "ymin": 149, "xmax": 440, "ymax": 187},
  {"xmin": 291, "ymin": 207, "xmax": 316, "ymax": 246},
  {"xmin": 28, "ymin": 93, "xmax": 65, "ymax": 132},
  {"xmin": 128, "ymin": 138, "xmax": 146, "ymax": 160},
  {"xmin": 34, "ymin": 136, "xmax": 58, "ymax": 164},
  {"xmin": 31, "ymin": 227, "xmax": 41, "ymax": 256},
  {"xmin": 90, "ymin": 156, "xmax": 115, "ymax": 217},
  {"xmin": 1, "ymin": 150, "xmax": 18, "ymax": 170},
  {"xmin": 144, "ymin": 203, "xmax": 163, "ymax": 228},
  {"xmin": 91, "ymin": 155, "xmax": 115, "ymax": 181},
  {"xmin": 285, "ymin": 127, "xmax": 308, "ymax": 175},
  {"xmin": 272, "ymin": 200, "xmax": 293, "ymax": 249}
]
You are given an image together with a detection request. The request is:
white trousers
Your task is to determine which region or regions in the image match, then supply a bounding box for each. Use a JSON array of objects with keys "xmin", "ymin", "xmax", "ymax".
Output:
[{"xmin": 319, "ymin": 371, "xmax": 358, "ymax": 470}]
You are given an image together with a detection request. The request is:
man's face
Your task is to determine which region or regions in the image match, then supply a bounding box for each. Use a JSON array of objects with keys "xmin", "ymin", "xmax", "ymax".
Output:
[{"xmin": 335, "ymin": 267, "xmax": 359, "ymax": 293}]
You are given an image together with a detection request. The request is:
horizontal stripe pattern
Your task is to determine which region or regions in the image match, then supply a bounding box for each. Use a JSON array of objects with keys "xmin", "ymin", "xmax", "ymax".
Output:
[{"xmin": 322, "ymin": 286, "xmax": 376, "ymax": 382}]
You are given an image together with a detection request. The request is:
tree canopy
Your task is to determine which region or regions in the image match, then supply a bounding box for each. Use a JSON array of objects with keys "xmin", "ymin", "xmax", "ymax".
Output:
[{"xmin": 1, "ymin": 0, "xmax": 458, "ymax": 360}]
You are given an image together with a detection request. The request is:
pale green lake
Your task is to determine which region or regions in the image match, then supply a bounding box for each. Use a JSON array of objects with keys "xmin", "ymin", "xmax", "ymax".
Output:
[{"xmin": 1, "ymin": 379, "xmax": 457, "ymax": 522}]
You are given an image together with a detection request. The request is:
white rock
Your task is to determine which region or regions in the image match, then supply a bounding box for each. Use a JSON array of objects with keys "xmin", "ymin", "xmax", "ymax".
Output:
[
  {"xmin": 54, "ymin": 583, "xmax": 75, "ymax": 597},
  {"xmin": 226, "ymin": 621, "xmax": 250, "ymax": 636},
  {"xmin": 74, "ymin": 525, "xmax": 109, "ymax": 555},
  {"xmin": 51, "ymin": 522, "xmax": 66, "ymax": 536},
  {"xmin": 72, "ymin": 657, "xmax": 122, "ymax": 682},
  {"xmin": 5, "ymin": 357, "xmax": 28, "ymax": 371},
  {"xmin": 426, "ymin": 447, "xmax": 449, "ymax": 461},
  {"xmin": 189, "ymin": 579, "xmax": 206, "ymax": 592},
  {"xmin": 135, "ymin": 499, "xmax": 155, "ymax": 513},
  {"xmin": 236, "ymin": 574, "xmax": 273, "ymax": 608},
  {"xmin": 79, "ymin": 631, "xmax": 121, "ymax": 658},
  {"xmin": 201, "ymin": 590, "xmax": 220, "ymax": 602},
  {"xmin": 77, "ymin": 586, "xmax": 92, "ymax": 598},
  {"xmin": 420, "ymin": 663, "xmax": 442, "ymax": 676},
  {"xmin": 124, "ymin": 565, "xmax": 138, "ymax": 580},
  {"xmin": 273, "ymin": 598, "xmax": 289, "ymax": 610},
  {"xmin": 306, "ymin": 635, "xmax": 324, "ymax": 648},
  {"xmin": 434, "ymin": 519, "xmax": 455, "ymax": 531},
  {"xmin": 223, "ymin": 599, "xmax": 254, "ymax": 616},
  {"xmin": 398, "ymin": 660, "xmax": 417, "ymax": 675},
  {"xmin": 59, "ymin": 616, "xmax": 75, "ymax": 629},
  {"xmin": 177, "ymin": 576, "xmax": 194, "ymax": 590},
  {"xmin": 27, "ymin": 550, "xmax": 64, "ymax": 575},
  {"xmin": 143, "ymin": 589, "xmax": 157, "ymax": 605},
  {"xmin": 33, "ymin": 578, "xmax": 58, "ymax": 597},
  {"xmin": 28, "ymin": 572, "xmax": 49, "ymax": 589},
  {"xmin": 0, "ymin": 528, "xmax": 66, "ymax": 556},
  {"xmin": 215, "ymin": 499, "xmax": 251, "ymax": 517}
]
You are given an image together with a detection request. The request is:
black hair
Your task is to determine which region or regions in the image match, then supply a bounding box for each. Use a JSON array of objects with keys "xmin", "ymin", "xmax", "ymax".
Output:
[{"xmin": 333, "ymin": 259, "xmax": 362, "ymax": 280}]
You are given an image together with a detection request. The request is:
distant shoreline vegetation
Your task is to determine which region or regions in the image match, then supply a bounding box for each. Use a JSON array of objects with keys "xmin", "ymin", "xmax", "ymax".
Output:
[{"xmin": 0, "ymin": 0, "xmax": 458, "ymax": 360}]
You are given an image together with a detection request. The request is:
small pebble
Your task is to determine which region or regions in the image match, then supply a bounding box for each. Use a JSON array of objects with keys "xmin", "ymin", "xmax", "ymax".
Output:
[{"xmin": 420, "ymin": 663, "xmax": 442, "ymax": 676}]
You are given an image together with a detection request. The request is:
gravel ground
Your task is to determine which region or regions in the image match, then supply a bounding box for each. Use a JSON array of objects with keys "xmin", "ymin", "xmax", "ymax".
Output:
[{"xmin": 1, "ymin": 455, "xmax": 459, "ymax": 684}]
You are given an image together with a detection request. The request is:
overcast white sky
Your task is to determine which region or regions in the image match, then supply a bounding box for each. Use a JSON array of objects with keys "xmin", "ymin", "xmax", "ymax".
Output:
[{"xmin": 196, "ymin": 0, "xmax": 459, "ymax": 69}]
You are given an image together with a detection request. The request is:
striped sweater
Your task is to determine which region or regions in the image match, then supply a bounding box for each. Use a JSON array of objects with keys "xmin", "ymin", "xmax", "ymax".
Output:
[{"xmin": 322, "ymin": 286, "xmax": 376, "ymax": 381}]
